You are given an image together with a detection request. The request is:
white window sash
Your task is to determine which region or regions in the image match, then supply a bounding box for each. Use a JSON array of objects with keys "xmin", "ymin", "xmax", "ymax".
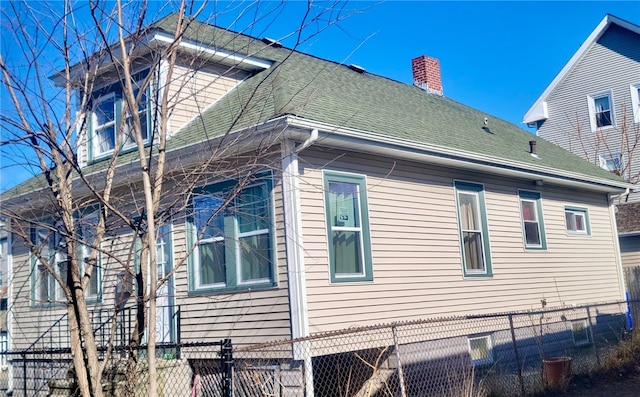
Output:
[{"xmin": 458, "ymin": 190, "xmax": 486, "ymax": 272}]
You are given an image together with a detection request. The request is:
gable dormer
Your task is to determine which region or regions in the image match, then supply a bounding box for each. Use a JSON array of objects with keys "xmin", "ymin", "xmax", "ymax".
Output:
[{"xmin": 52, "ymin": 17, "xmax": 274, "ymax": 167}]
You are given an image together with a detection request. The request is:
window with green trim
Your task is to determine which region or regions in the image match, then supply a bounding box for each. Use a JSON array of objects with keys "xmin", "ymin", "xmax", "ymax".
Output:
[
  {"xmin": 323, "ymin": 171, "xmax": 373, "ymax": 283},
  {"xmin": 454, "ymin": 181, "xmax": 492, "ymax": 277},
  {"xmin": 190, "ymin": 175, "xmax": 275, "ymax": 292},
  {"xmin": 30, "ymin": 223, "xmax": 67, "ymax": 305},
  {"xmin": 564, "ymin": 206, "xmax": 590, "ymax": 235},
  {"xmin": 77, "ymin": 210, "xmax": 102, "ymax": 300},
  {"xmin": 89, "ymin": 69, "xmax": 151, "ymax": 160},
  {"xmin": 519, "ymin": 191, "xmax": 546, "ymax": 250}
]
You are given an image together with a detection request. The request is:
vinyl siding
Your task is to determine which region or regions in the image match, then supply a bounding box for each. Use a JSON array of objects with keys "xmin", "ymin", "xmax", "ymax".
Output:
[
  {"xmin": 9, "ymin": 168, "xmax": 291, "ymax": 350},
  {"xmin": 537, "ymin": 25, "xmax": 640, "ymax": 202},
  {"xmin": 620, "ymin": 235, "xmax": 640, "ymax": 268},
  {"xmin": 167, "ymin": 62, "xmax": 248, "ymax": 134},
  {"xmin": 298, "ymin": 147, "xmax": 624, "ymax": 334},
  {"xmin": 166, "ymin": 170, "xmax": 292, "ymax": 346}
]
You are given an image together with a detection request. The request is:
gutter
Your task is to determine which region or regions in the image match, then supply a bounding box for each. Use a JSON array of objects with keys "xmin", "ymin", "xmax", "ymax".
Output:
[{"xmin": 285, "ymin": 116, "xmax": 633, "ymax": 194}]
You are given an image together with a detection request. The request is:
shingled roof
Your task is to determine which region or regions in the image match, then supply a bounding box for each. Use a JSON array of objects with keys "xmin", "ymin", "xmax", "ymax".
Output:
[
  {"xmin": 617, "ymin": 202, "xmax": 640, "ymax": 234},
  {"xmin": 2, "ymin": 14, "xmax": 630, "ymax": 200}
]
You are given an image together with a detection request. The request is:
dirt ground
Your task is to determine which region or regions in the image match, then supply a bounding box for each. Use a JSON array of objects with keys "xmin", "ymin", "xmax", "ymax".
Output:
[{"xmin": 544, "ymin": 364, "xmax": 640, "ymax": 396}]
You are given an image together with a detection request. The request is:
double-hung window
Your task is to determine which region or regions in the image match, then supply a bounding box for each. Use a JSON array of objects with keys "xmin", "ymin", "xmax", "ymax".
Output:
[
  {"xmin": 30, "ymin": 224, "xmax": 67, "ymax": 304},
  {"xmin": 78, "ymin": 210, "xmax": 102, "ymax": 300},
  {"xmin": 90, "ymin": 70, "xmax": 151, "ymax": 160},
  {"xmin": 631, "ymin": 83, "xmax": 640, "ymax": 124},
  {"xmin": 455, "ymin": 181, "xmax": 492, "ymax": 277},
  {"xmin": 564, "ymin": 206, "xmax": 590, "ymax": 235},
  {"xmin": 323, "ymin": 171, "xmax": 373, "ymax": 283},
  {"xmin": 519, "ymin": 191, "xmax": 546, "ymax": 250},
  {"xmin": 598, "ymin": 152, "xmax": 623, "ymax": 175},
  {"xmin": 588, "ymin": 92, "xmax": 614, "ymax": 130},
  {"xmin": 190, "ymin": 175, "xmax": 275, "ymax": 292}
]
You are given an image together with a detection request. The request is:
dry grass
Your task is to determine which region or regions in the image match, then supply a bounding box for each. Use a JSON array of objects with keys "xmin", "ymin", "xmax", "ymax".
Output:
[{"xmin": 602, "ymin": 328, "xmax": 640, "ymax": 371}]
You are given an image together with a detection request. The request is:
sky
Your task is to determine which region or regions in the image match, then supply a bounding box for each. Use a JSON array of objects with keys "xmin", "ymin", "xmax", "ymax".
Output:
[{"xmin": 1, "ymin": 1, "xmax": 639, "ymax": 193}]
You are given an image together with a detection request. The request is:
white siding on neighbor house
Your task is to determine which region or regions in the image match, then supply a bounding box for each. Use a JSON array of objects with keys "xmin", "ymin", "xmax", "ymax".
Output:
[
  {"xmin": 620, "ymin": 235, "xmax": 640, "ymax": 268},
  {"xmin": 298, "ymin": 148, "xmax": 624, "ymax": 334},
  {"xmin": 536, "ymin": 25, "xmax": 640, "ymax": 202},
  {"xmin": 167, "ymin": 62, "xmax": 249, "ymax": 134}
]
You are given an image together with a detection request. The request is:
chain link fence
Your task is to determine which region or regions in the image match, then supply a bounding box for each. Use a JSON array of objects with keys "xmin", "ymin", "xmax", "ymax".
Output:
[
  {"xmin": 2, "ymin": 300, "xmax": 636, "ymax": 396},
  {"xmin": 234, "ymin": 301, "xmax": 632, "ymax": 397}
]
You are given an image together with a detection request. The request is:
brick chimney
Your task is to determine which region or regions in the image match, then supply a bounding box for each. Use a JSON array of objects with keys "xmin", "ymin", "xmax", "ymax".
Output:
[{"xmin": 412, "ymin": 55, "xmax": 443, "ymax": 95}]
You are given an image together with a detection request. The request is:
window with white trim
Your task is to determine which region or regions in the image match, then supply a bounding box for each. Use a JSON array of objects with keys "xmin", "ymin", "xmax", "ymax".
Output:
[
  {"xmin": 190, "ymin": 175, "xmax": 275, "ymax": 292},
  {"xmin": 631, "ymin": 83, "xmax": 640, "ymax": 124},
  {"xmin": 598, "ymin": 152, "xmax": 623, "ymax": 175},
  {"xmin": 323, "ymin": 171, "xmax": 373, "ymax": 283},
  {"xmin": 468, "ymin": 335, "xmax": 493, "ymax": 366},
  {"xmin": 564, "ymin": 206, "xmax": 590, "ymax": 235},
  {"xmin": 89, "ymin": 70, "xmax": 151, "ymax": 160},
  {"xmin": 455, "ymin": 181, "xmax": 492, "ymax": 277},
  {"xmin": 30, "ymin": 224, "xmax": 67, "ymax": 304},
  {"xmin": 571, "ymin": 320, "xmax": 591, "ymax": 346},
  {"xmin": 587, "ymin": 92, "xmax": 614, "ymax": 130},
  {"xmin": 519, "ymin": 191, "xmax": 546, "ymax": 250}
]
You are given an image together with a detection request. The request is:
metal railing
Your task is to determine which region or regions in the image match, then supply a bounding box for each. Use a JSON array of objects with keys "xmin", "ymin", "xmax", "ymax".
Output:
[{"xmin": 6, "ymin": 304, "xmax": 182, "ymax": 396}]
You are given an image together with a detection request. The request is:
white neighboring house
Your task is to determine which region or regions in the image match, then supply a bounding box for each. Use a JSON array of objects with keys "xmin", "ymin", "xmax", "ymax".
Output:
[{"xmin": 523, "ymin": 14, "xmax": 640, "ymax": 270}]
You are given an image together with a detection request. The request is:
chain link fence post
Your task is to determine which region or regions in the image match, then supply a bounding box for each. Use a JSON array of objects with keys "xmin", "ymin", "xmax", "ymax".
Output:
[
  {"xmin": 585, "ymin": 306, "xmax": 600, "ymax": 367},
  {"xmin": 221, "ymin": 339, "xmax": 233, "ymax": 397},
  {"xmin": 391, "ymin": 324, "xmax": 407, "ymax": 397},
  {"xmin": 508, "ymin": 314, "xmax": 525, "ymax": 397},
  {"xmin": 22, "ymin": 352, "xmax": 27, "ymax": 397}
]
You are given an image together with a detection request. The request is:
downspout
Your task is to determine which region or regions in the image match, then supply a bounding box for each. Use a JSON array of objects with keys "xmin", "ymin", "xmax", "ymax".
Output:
[
  {"xmin": 282, "ymin": 129, "xmax": 318, "ymax": 397},
  {"xmin": 6, "ymin": 227, "xmax": 12, "ymax": 394},
  {"xmin": 608, "ymin": 188, "xmax": 630, "ymax": 303},
  {"xmin": 294, "ymin": 128, "xmax": 318, "ymax": 154}
]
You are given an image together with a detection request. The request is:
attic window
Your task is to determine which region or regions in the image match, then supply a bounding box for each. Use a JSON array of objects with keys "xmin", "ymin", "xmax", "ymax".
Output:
[
  {"xmin": 348, "ymin": 64, "xmax": 366, "ymax": 74},
  {"xmin": 587, "ymin": 92, "xmax": 614, "ymax": 130}
]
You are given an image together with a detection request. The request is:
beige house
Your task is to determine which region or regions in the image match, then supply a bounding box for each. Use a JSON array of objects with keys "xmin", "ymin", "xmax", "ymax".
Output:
[{"xmin": 1, "ymin": 14, "xmax": 635, "ymax": 394}]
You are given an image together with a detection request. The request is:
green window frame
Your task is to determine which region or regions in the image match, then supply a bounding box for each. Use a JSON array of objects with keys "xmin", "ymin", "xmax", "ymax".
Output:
[
  {"xmin": 88, "ymin": 69, "xmax": 151, "ymax": 161},
  {"xmin": 518, "ymin": 190, "xmax": 547, "ymax": 250},
  {"xmin": 564, "ymin": 206, "xmax": 591, "ymax": 235},
  {"xmin": 323, "ymin": 171, "xmax": 373, "ymax": 283},
  {"xmin": 77, "ymin": 208, "xmax": 103, "ymax": 302},
  {"xmin": 188, "ymin": 175, "xmax": 275, "ymax": 293},
  {"xmin": 29, "ymin": 223, "xmax": 67, "ymax": 306},
  {"xmin": 454, "ymin": 181, "xmax": 492, "ymax": 277}
]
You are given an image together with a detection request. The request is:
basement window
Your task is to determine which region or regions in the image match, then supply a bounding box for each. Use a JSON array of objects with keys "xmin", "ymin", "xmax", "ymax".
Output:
[{"xmin": 468, "ymin": 334, "xmax": 494, "ymax": 366}]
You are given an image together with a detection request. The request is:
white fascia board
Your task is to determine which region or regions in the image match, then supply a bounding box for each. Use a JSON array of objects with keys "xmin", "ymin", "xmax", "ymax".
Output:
[
  {"xmin": 619, "ymin": 231, "xmax": 640, "ymax": 237},
  {"xmin": 285, "ymin": 116, "xmax": 633, "ymax": 194},
  {"xmin": 150, "ymin": 31, "xmax": 272, "ymax": 71},
  {"xmin": 50, "ymin": 29, "xmax": 272, "ymax": 85},
  {"xmin": 523, "ymin": 15, "xmax": 640, "ymax": 124},
  {"xmin": 523, "ymin": 101, "xmax": 548, "ymax": 124}
]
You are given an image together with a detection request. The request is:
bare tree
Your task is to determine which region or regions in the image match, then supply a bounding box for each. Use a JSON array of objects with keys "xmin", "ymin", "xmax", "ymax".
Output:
[
  {"xmin": 565, "ymin": 102, "xmax": 640, "ymax": 194},
  {"xmin": 0, "ymin": 0, "xmax": 357, "ymax": 395}
]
